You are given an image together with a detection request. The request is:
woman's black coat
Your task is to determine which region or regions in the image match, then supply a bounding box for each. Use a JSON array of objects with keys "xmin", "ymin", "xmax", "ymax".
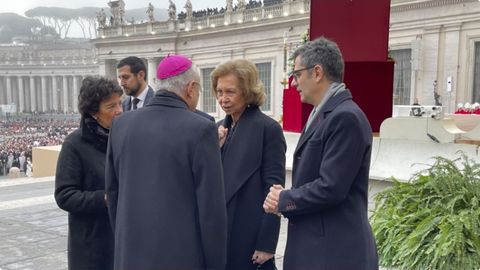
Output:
[
  {"xmin": 54, "ymin": 118, "xmax": 113, "ymax": 270},
  {"xmin": 219, "ymin": 106, "xmax": 286, "ymax": 270}
]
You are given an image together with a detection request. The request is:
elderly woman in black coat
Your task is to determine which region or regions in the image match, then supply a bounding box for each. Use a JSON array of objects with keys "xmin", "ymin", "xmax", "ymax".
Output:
[
  {"xmin": 55, "ymin": 76, "xmax": 122, "ymax": 270},
  {"xmin": 212, "ymin": 59, "xmax": 287, "ymax": 270}
]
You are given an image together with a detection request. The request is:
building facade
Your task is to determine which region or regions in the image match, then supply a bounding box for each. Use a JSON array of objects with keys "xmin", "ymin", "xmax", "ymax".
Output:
[
  {"xmin": 0, "ymin": 40, "xmax": 98, "ymax": 114},
  {"xmin": 2, "ymin": 0, "xmax": 480, "ymax": 118}
]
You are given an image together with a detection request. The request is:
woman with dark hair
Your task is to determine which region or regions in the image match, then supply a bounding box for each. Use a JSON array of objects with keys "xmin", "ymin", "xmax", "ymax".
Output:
[
  {"xmin": 212, "ymin": 59, "xmax": 286, "ymax": 270},
  {"xmin": 55, "ymin": 76, "xmax": 122, "ymax": 270}
]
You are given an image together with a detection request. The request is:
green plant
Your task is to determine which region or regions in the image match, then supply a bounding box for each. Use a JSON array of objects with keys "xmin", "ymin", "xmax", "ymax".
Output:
[{"xmin": 371, "ymin": 154, "xmax": 480, "ymax": 270}]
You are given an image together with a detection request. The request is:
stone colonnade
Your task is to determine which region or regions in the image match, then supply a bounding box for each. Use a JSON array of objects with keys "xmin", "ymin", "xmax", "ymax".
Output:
[{"xmin": 0, "ymin": 75, "xmax": 84, "ymax": 113}]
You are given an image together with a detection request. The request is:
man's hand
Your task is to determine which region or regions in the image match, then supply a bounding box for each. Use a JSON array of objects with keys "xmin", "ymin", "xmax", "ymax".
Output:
[
  {"xmin": 218, "ymin": 125, "xmax": 228, "ymax": 147},
  {"xmin": 251, "ymin": 250, "xmax": 274, "ymax": 265},
  {"xmin": 263, "ymin": 184, "xmax": 283, "ymax": 214}
]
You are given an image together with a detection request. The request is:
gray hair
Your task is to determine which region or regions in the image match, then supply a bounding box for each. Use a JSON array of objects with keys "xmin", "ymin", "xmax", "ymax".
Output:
[
  {"xmin": 156, "ymin": 67, "xmax": 199, "ymax": 94},
  {"xmin": 291, "ymin": 37, "xmax": 344, "ymax": 83}
]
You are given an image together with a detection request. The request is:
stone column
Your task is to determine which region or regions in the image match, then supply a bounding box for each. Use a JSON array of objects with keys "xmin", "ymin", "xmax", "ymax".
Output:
[
  {"xmin": 30, "ymin": 76, "xmax": 36, "ymax": 112},
  {"xmin": 52, "ymin": 76, "xmax": 58, "ymax": 112},
  {"xmin": 0, "ymin": 76, "xmax": 4, "ymax": 104},
  {"xmin": 63, "ymin": 76, "xmax": 69, "ymax": 113},
  {"xmin": 6, "ymin": 76, "xmax": 12, "ymax": 104},
  {"xmin": 98, "ymin": 60, "xmax": 107, "ymax": 77},
  {"xmin": 147, "ymin": 58, "xmax": 158, "ymax": 88},
  {"xmin": 41, "ymin": 76, "xmax": 47, "ymax": 112},
  {"xmin": 73, "ymin": 76, "xmax": 80, "ymax": 113},
  {"xmin": 18, "ymin": 76, "xmax": 25, "ymax": 113}
]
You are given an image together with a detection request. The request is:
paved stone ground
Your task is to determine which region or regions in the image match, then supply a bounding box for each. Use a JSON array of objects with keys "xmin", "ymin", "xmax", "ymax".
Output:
[
  {"xmin": 0, "ymin": 176, "xmax": 289, "ymax": 270},
  {"xmin": 0, "ymin": 176, "xmax": 387, "ymax": 270},
  {"xmin": 0, "ymin": 177, "xmax": 67, "ymax": 270}
]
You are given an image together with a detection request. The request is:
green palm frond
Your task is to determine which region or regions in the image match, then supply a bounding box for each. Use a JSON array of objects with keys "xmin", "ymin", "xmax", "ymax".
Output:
[{"xmin": 371, "ymin": 153, "xmax": 480, "ymax": 270}]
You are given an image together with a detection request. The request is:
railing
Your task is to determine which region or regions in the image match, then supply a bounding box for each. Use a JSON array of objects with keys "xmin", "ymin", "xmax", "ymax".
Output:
[
  {"xmin": 133, "ymin": 24, "xmax": 148, "ymax": 34},
  {"xmin": 208, "ymin": 14, "xmax": 226, "ymax": 27},
  {"xmin": 304, "ymin": 0, "xmax": 310, "ymax": 12},
  {"xmin": 104, "ymin": 28, "xmax": 117, "ymax": 36},
  {"xmin": 192, "ymin": 18, "xmax": 208, "ymax": 29},
  {"xmin": 243, "ymin": 8, "xmax": 263, "ymax": 22},
  {"xmin": 97, "ymin": 0, "xmax": 310, "ymax": 37},
  {"xmin": 263, "ymin": 4, "xmax": 284, "ymax": 18},
  {"xmin": 153, "ymin": 23, "xmax": 169, "ymax": 33}
]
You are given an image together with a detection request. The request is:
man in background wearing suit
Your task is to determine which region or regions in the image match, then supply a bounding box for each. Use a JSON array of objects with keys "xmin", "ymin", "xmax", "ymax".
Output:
[
  {"xmin": 263, "ymin": 37, "xmax": 378, "ymax": 270},
  {"xmin": 117, "ymin": 56, "xmax": 154, "ymax": 111},
  {"xmin": 106, "ymin": 54, "xmax": 227, "ymax": 270}
]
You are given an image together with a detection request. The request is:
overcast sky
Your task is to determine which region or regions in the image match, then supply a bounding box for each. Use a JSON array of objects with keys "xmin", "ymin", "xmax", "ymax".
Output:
[{"xmin": 0, "ymin": 0, "xmax": 227, "ymax": 16}]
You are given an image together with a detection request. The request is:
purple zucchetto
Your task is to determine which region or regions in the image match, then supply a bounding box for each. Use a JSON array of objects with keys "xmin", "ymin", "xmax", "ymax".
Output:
[{"xmin": 156, "ymin": 54, "xmax": 193, "ymax": 80}]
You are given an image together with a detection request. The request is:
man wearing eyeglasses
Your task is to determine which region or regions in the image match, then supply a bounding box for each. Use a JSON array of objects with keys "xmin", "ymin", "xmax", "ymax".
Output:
[{"xmin": 263, "ymin": 37, "xmax": 378, "ymax": 270}]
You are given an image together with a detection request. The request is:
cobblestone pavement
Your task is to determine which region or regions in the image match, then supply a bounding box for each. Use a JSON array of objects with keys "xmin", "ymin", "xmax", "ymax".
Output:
[
  {"xmin": 0, "ymin": 176, "xmax": 288, "ymax": 270},
  {"xmin": 0, "ymin": 176, "xmax": 388, "ymax": 270},
  {"xmin": 0, "ymin": 177, "xmax": 67, "ymax": 270}
]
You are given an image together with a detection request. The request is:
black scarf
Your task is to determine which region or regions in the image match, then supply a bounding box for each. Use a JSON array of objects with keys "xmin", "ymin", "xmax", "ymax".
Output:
[{"xmin": 81, "ymin": 115, "xmax": 110, "ymax": 153}]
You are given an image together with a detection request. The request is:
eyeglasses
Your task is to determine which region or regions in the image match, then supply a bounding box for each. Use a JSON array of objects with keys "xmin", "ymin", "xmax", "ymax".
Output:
[{"xmin": 290, "ymin": 65, "xmax": 316, "ymax": 80}]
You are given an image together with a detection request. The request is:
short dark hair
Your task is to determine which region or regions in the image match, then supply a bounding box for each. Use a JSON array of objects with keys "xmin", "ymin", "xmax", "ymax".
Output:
[
  {"xmin": 78, "ymin": 76, "xmax": 123, "ymax": 116},
  {"xmin": 117, "ymin": 56, "xmax": 147, "ymax": 79},
  {"xmin": 292, "ymin": 37, "xmax": 344, "ymax": 83}
]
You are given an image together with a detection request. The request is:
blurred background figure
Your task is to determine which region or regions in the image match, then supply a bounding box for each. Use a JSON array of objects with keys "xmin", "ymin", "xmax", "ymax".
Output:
[
  {"xmin": 212, "ymin": 59, "xmax": 286, "ymax": 270},
  {"xmin": 55, "ymin": 76, "xmax": 123, "ymax": 270}
]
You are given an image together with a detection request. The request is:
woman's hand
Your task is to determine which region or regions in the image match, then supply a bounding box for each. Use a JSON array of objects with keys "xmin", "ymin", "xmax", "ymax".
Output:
[
  {"xmin": 251, "ymin": 250, "xmax": 274, "ymax": 265},
  {"xmin": 218, "ymin": 125, "xmax": 228, "ymax": 147}
]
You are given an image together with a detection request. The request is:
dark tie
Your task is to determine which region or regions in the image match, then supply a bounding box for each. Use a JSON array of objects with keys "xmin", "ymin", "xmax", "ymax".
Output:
[{"xmin": 132, "ymin": 98, "xmax": 140, "ymax": 110}]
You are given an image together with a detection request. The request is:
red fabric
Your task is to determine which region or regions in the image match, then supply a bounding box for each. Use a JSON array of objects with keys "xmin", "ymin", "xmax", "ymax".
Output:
[
  {"xmin": 309, "ymin": 0, "xmax": 391, "ymax": 62},
  {"xmin": 344, "ymin": 61, "xmax": 394, "ymax": 132},
  {"xmin": 282, "ymin": 77, "xmax": 313, "ymax": 132},
  {"xmin": 282, "ymin": 0, "xmax": 393, "ymax": 133}
]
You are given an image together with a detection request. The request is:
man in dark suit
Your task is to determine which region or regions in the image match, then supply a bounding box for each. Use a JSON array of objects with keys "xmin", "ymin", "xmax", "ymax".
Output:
[
  {"xmin": 264, "ymin": 37, "xmax": 378, "ymax": 270},
  {"xmin": 106, "ymin": 55, "xmax": 227, "ymax": 270},
  {"xmin": 117, "ymin": 56, "xmax": 154, "ymax": 111}
]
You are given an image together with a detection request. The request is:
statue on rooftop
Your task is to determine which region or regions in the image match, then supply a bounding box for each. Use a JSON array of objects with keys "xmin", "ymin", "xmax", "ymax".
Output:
[
  {"xmin": 226, "ymin": 0, "xmax": 233, "ymax": 12},
  {"xmin": 108, "ymin": 0, "xmax": 125, "ymax": 26},
  {"xmin": 184, "ymin": 0, "xmax": 193, "ymax": 19},
  {"xmin": 168, "ymin": 0, "xmax": 177, "ymax": 21},
  {"xmin": 237, "ymin": 0, "xmax": 246, "ymax": 10},
  {"xmin": 96, "ymin": 8, "xmax": 107, "ymax": 28},
  {"xmin": 147, "ymin": 2, "xmax": 155, "ymax": 22}
]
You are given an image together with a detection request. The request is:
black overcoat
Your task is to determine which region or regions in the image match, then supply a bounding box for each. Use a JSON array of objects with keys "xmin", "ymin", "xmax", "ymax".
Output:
[
  {"xmin": 219, "ymin": 106, "xmax": 286, "ymax": 270},
  {"xmin": 106, "ymin": 90, "xmax": 227, "ymax": 270},
  {"xmin": 279, "ymin": 90, "xmax": 378, "ymax": 270},
  {"xmin": 55, "ymin": 118, "xmax": 114, "ymax": 270}
]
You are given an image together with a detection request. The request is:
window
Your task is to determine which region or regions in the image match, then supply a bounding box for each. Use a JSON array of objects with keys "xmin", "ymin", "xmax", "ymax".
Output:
[
  {"xmin": 391, "ymin": 49, "xmax": 412, "ymax": 105},
  {"xmin": 201, "ymin": 68, "xmax": 216, "ymax": 113},
  {"xmin": 255, "ymin": 62, "xmax": 271, "ymax": 111},
  {"xmin": 473, "ymin": 42, "xmax": 480, "ymax": 102}
]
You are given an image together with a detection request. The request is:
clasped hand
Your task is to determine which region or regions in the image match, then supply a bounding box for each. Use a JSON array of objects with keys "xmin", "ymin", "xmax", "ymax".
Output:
[{"xmin": 263, "ymin": 184, "xmax": 283, "ymax": 214}]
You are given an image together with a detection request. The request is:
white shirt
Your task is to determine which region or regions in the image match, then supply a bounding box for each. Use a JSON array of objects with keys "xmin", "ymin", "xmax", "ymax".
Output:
[{"xmin": 131, "ymin": 85, "xmax": 149, "ymax": 109}]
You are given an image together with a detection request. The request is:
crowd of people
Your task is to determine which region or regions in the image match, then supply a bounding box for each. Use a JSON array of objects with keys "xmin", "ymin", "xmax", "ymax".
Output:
[
  {"xmin": 177, "ymin": 0, "xmax": 283, "ymax": 20},
  {"xmin": 0, "ymin": 118, "xmax": 78, "ymax": 176},
  {"xmin": 263, "ymin": 0, "xmax": 284, "ymax": 7}
]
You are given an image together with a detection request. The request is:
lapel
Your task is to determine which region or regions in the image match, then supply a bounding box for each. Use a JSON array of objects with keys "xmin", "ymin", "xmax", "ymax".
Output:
[
  {"xmin": 122, "ymin": 97, "xmax": 131, "ymax": 111},
  {"xmin": 294, "ymin": 90, "xmax": 353, "ymax": 156},
  {"xmin": 144, "ymin": 86, "xmax": 154, "ymax": 105},
  {"xmin": 221, "ymin": 106, "xmax": 264, "ymax": 203}
]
